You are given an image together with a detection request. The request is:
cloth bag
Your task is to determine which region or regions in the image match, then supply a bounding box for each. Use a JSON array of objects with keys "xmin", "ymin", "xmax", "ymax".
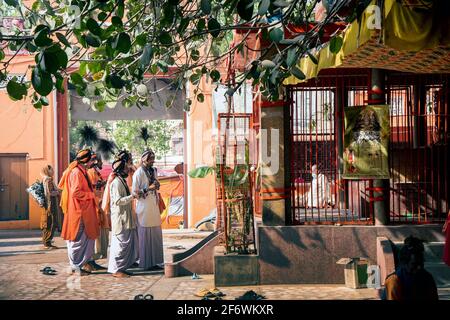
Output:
[{"xmin": 26, "ymin": 180, "xmax": 47, "ymax": 209}]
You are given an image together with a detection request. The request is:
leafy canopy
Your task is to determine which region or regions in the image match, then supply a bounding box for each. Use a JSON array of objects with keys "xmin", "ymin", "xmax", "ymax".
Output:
[{"xmin": 0, "ymin": 0, "xmax": 352, "ymax": 109}]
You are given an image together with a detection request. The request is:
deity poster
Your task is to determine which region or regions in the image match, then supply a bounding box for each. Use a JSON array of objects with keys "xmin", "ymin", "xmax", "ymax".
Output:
[{"xmin": 343, "ymin": 105, "xmax": 390, "ymax": 179}]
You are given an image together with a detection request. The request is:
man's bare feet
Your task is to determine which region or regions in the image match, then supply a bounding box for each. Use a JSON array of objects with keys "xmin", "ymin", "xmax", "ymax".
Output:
[{"xmin": 112, "ymin": 271, "xmax": 130, "ymax": 278}]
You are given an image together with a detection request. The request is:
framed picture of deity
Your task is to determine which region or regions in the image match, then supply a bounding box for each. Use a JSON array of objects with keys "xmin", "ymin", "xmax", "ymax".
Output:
[{"xmin": 343, "ymin": 105, "xmax": 390, "ymax": 179}]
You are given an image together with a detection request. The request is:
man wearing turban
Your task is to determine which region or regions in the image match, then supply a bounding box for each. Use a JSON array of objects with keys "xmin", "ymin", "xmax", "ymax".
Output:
[
  {"xmin": 107, "ymin": 157, "xmax": 139, "ymax": 278},
  {"xmin": 87, "ymin": 153, "xmax": 109, "ymax": 262},
  {"xmin": 132, "ymin": 149, "xmax": 164, "ymax": 270},
  {"xmin": 58, "ymin": 149, "xmax": 100, "ymax": 275}
]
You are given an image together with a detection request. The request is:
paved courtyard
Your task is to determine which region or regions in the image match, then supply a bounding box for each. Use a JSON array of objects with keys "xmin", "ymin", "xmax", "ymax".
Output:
[{"xmin": 0, "ymin": 229, "xmax": 448, "ymax": 300}]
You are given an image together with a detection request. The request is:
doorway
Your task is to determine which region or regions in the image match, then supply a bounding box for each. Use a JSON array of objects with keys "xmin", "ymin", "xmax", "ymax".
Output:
[{"xmin": 0, "ymin": 154, "xmax": 29, "ymax": 221}]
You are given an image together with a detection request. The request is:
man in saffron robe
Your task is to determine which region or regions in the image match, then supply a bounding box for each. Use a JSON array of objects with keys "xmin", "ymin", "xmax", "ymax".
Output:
[
  {"xmin": 108, "ymin": 158, "xmax": 139, "ymax": 278},
  {"xmin": 58, "ymin": 149, "xmax": 100, "ymax": 275},
  {"xmin": 88, "ymin": 153, "xmax": 109, "ymax": 261},
  {"xmin": 132, "ymin": 149, "xmax": 164, "ymax": 271}
]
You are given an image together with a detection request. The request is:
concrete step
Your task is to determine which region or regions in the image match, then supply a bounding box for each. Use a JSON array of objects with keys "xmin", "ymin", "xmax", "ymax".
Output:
[
  {"xmin": 425, "ymin": 262, "xmax": 450, "ymax": 288},
  {"xmin": 393, "ymin": 241, "xmax": 450, "ymax": 288},
  {"xmin": 393, "ymin": 241, "xmax": 444, "ymax": 262}
]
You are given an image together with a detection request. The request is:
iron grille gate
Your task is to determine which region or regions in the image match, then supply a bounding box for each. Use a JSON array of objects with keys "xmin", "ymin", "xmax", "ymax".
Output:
[{"xmin": 288, "ymin": 71, "xmax": 449, "ymax": 225}]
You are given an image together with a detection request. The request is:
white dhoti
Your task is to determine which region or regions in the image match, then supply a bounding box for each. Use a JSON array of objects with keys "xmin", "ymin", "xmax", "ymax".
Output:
[
  {"xmin": 93, "ymin": 227, "xmax": 109, "ymax": 260},
  {"xmin": 137, "ymin": 220, "xmax": 164, "ymax": 270},
  {"xmin": 108, "ymin": 229, "xmax": 138, "ymax": 274},
  {"xmin": 67, "ymin": 221, "xmax": 95, "ymax": 269},
  {"xmin": 307, "ymin": 174, "xmax": 330, "ymax": 208}
]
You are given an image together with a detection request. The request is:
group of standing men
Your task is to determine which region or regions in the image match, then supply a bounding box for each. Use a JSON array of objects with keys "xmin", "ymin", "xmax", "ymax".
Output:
[{"xmin": 58, "ymin": 148, "xmax": 164, "ymax": 278}]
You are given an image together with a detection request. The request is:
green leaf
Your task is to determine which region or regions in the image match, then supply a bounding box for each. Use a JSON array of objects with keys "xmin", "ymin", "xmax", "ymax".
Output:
[
  {"xmin": 135, "ymin": 33, "xmax": 148, "ymax": 47},
  {"xmin": 5, "ymin": 0, "xmax": 19, "ymax": 7},
  {"xmin": 189, "ymin": 72, "xmax": 201, "ymax": 85},
  {"xmin": 286, "ymin": 47, "xmax": 297, "ymax": 67},
  {"xmin": 86, "ymin": 18, "xmax": 101, "ymax": 36},
  {"xmin": 330, "ymin": 36, "xmax": 343, "ymax": 54},
  {"xmin": 188, "ymin": 166, "xmax": 214, "ymax": 178},
  {"xmin": 197, "ymin": 93, "xmax": 205, "ymax": 102},
  {"xmin": 55, "ymin": 75, "xmax": 65, "ymax": 93},
  {"xmin": 6, "ymin": 77, "xmax": 27, "ymax": 101},
  {"xmin": 70, "ymin": 73, "xmax": 85, "ymax": 88},
  {"xmin": 107, "ymin": 74, "xmax": 126, "ymax": 89},
  {"xmin": 98, "ymin": 12, "xmax": 108, "ymax": 21},
  {"xmin": 0, "ymin": 49, "xmax": 5, "ymax": 61},
  {"xmin": 258, "ymin": 0, "xmax": 270, "ymax": 15},
  {"xmin": 56, "ymin": 32, "xmax": 71, "ymax": 48},
  {"xmin": 197, "ymin": 19, "xmax": 206, "ymax": 33},
  {"xmin": 307, "ymin": 51, "xmax": 318, "ymax": 64},
  {"xmin": 208, "ymin": 18, "xmax": 221, "ymax": 38},
  {"xmin": 210, "ymin": 70, "xmax": 221, "ymax": 82},
  {"xmin": 291, "ymin": 66, "xmax": 306, "ymax": 81},
  {"xmin": 85, "ymin": 33, "xmax": 102, "ymax": 47},
  {"xmin": 237, "ymin": 0, "xmax": 254, "ymax": 21},
  {"xmin": 122, "ymin": 98, "xmax": 133, "ymax": 108},
  {"xmin": 25, "ymin": 42, "xmax": 38, "ymax": 53},
  {"xmin": 32, "ymin": 68, "xmax": 53, "ymax": 96},
  {"xmin": 116, "ymin": 3, "xmax": 125, "ymax": 18},
  {"xmin": 157, "ymin": 60, "xmax": 169, "ymax": 73},
  {"xmin": 191, "ymin": 49, "xmax": 200, "ymax": 61},
  {"xmin": 34, "ymin": 26, "xmax": 52, "ymax": 47},
  {"xmin": 113, "ymin": 33, "xmax": 131, "ymax": 53},
  {"xmin": 40, "ymin": 96, "xmax": 49, "ymax": 106},
  {"xmin": 159, "ymin": 31, "xmax": 172, "ymax": 46},
  {"xmin": 177, "ymin": 18, "xmax": 190, "ymax": 34},
  {"xmin": 269, "ymin": 28, "xmax": 283, "ymax": 43},
  {"xmin": 139, "ymin": 45, "xmax": 153, "ymax": 69},
  {"xmin": 200, "ymin": 0, "xmax": 212, "ymax": 15},
  {"xmin": 95, "ymin": 100, "xmax": 106, "ymax": 112},
  {"xmin": 111, "ymin": 16, "xmax": 123, "ymax": 28},
  {"xmin": 54, "ymin": 48, "xmax": 68, "ymax": 70}
]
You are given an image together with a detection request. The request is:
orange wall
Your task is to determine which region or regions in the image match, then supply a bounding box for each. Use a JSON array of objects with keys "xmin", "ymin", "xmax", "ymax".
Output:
[
  {"xmin": 0, "ymin": 55, "xmax": 57, "ymax": 229},
  {"xmin": 186, "ymin": 76, "xmax": 218, "ymax": 227}
]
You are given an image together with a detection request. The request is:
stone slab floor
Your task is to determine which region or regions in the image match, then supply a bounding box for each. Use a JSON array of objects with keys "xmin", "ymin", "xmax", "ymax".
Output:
[{"xmin": 0, "ymin": 230, "xmax": 448, "ymax": 300}]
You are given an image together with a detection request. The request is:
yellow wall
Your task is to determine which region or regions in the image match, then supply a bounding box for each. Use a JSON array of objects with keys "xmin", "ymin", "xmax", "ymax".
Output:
[{"xmin": 0, "ymin": 55, "xmax": 56, "ymax": 229}]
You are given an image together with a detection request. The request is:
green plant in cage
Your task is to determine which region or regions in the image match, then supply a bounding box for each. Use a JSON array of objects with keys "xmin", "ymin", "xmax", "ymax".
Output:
[{"xmin": 188, "ymin": 139, "xmax": 255, "ymax": 254}]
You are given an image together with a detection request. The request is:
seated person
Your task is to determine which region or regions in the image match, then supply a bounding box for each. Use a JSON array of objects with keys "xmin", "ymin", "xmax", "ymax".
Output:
[
  {"xmin": 306, "ymin": 165, "xmax": 330, "ymax": 208},
  {"xmin": 384, "ymin": 236, "xmax": 438, "ymax": 301}
]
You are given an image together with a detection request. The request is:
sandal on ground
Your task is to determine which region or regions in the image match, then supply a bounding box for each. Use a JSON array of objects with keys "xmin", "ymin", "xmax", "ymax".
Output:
[
  {"xmin": 191, "ymin": 273, "xmax": 200, "ymax": 280},
  {"xmin": 134, "ymin": 294, "xmax": 153, "ymax": 300},
  {"xmin": 202, "ymin": 294, "xmax": 223, "ymax": 301},
  {"xmin": 235, "ymin": 290, "xmax": 266, "ymax": 300},
  {"xmin": 209, "ymin": 288, "xmax": 226, "ymax": 297},
  {"xmin": 40, "ymin": 266, "xmax": 57, "ymax": 275},
  {"xmin": 195, "ymin": 288, "xmax": 212, "ymax": 297}
]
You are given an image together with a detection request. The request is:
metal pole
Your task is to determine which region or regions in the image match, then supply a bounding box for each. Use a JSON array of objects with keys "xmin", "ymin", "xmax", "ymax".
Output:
[
  {"xmin": 371, "ymin": 69, "xmax": 389, "ymax": 225},
  {"xmin": 336, "ymin": 81, "xmax": 348, "ymax": 209}
]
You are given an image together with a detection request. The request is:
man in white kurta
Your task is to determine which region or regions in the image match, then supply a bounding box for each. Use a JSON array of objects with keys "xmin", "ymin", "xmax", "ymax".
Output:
[
  {"xmin": 307, "ymin": 165, "xmax": 330, "ymax": 208},
  {"xmin": 108, "ymin": 159, "xmax": 139, "ymax": 278},
  {"xmin": 132, "ymin": 149, "xmax": 164, "ymax": 271}
]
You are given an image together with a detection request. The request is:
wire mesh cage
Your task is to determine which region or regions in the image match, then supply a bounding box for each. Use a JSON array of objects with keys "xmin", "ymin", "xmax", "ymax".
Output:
[{"xmin": 215, "ymin": 113, "xmax": 257, "ymax": 254}]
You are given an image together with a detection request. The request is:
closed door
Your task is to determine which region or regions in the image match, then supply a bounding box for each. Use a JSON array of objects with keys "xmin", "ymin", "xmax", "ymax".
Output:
[{"xmin": 0, "ymin": 155, "xmax": 28, "ymax": 220}]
